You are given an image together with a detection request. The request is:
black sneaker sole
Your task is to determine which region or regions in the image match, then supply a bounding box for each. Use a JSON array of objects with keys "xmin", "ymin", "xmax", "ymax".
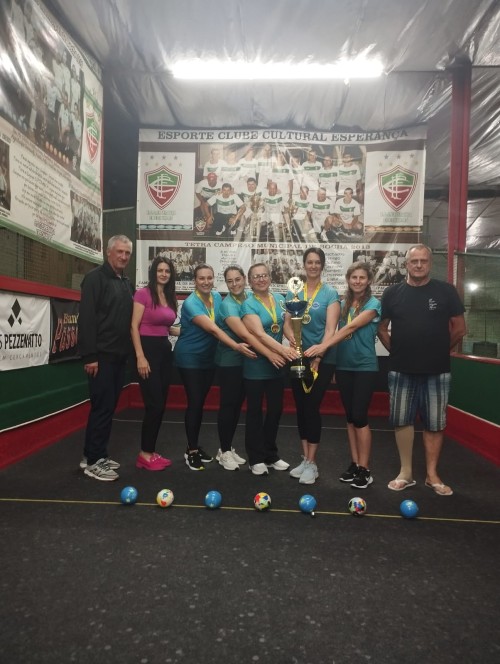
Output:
[
  {"xmin": 351, "ymin": 477, "xmax": 373, "ymax": 489},
  {"xmin": 339, "ymin": 477, "xmax": 355, "ymax": 483}
]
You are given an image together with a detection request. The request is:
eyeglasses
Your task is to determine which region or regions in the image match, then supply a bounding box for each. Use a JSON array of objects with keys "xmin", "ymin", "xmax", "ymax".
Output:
[{"xmin": 251, "ymin": 273, "xmax": 269, "ymax": 280}]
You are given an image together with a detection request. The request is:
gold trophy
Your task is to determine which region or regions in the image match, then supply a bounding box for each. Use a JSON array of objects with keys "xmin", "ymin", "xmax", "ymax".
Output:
[{"xmin": 284, "ymin": 276, "xmax": 308, "ymax": 378}]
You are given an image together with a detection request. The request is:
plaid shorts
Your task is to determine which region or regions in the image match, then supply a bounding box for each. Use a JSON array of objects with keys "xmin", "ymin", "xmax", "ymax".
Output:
[{"xmin": 388, "ymin": 371, "xmax": 451, "ymax": 432}]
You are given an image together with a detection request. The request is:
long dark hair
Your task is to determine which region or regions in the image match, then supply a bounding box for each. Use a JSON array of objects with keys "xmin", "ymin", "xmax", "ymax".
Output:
[
  {"xmin": 148, "ymin": 256, "xmax": 177, "ymax": 311},
  {"xmin": 341, "ymin": 262, "xmax": 373, "ymax": 322}
]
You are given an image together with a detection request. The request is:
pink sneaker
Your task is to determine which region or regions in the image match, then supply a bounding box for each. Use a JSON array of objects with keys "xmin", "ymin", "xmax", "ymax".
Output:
[{"xmin": 135, "ymin": 453, "xmax": 171, "ymax": 471}]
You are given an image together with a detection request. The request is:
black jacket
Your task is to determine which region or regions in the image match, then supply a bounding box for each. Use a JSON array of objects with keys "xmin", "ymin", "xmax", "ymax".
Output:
[{"xmin": 78, "ymin": 261, "xmax": 134, "ymax": 363}]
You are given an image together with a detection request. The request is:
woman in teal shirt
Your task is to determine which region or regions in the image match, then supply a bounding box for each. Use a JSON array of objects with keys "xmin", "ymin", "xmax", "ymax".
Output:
[
  {"xmin": 215, "ymin": 265, "xmax": 291, "ymax": 470},
  {"xmin": 241, "ymin": 263, "xmax": 296, "ymax": 475},
  {"xmin": 305, "ymin": 261, "xmax": 381, "ymax": 490}
]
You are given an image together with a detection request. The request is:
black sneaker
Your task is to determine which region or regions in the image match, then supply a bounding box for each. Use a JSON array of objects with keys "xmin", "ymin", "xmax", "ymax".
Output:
[
  {"xmin": 185, "ymin": 451, "xmax": 205, "ymax": 471},
  {"xmin": 339, "ymin": 461, "xmax": 359, "ymax": 483},
  {"xmin": 197, "ymin": 446, "xmax": 213, "ymax": 463},
  {"xmin": 351, "ymin": 466, "xmax": 373, "ymax": 489}
]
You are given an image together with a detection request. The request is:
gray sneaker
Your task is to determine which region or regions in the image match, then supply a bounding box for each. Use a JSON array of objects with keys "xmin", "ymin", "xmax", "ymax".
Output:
[
  {"xmin": 84, "ymin": 458, "xmax": 119, "ymax": 481},
  {"xmin": 80, "ymin": 456, "xmax": 120, "ymax": 470},
  {"xmin": 289, "ymin": 456, "xmax": 307, "ymax": 478},
  {"xmin": 299, "ymin": 461, "xmax": 319, "ymax": 485}
]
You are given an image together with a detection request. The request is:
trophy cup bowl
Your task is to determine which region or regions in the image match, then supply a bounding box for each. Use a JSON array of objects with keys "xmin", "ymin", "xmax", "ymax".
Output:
[{"xmin": 284, "ymin": 277, "xmax": 307, "ymax": 378}]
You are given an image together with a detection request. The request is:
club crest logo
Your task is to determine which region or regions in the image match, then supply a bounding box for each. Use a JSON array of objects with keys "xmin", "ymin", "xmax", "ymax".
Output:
[
  {"xmin": 85, "ymin": 111, "xmax": 101, "ymax": 163},
  {"xmin": 145, "ymin": 166, "xmax": 182, "ymax": 209},
  {"xmin": 378, "ymin": 166, "xmax": 418, "ymax": 211}
]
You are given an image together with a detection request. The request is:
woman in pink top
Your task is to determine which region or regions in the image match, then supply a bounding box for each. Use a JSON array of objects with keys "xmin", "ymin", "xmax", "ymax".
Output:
[{"xmin": 131, "ymin": 256, "xmax": 179, "ymax": 470}]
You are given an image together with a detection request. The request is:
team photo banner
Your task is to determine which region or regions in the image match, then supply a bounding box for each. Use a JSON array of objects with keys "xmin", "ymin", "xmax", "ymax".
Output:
[
  {"xmin": 0, "ymin": 0, "xmax": 104, "ymax": 262},
  {"xmin": 137, "ymin": 127, "xmax": 426, "ymax": 292}
]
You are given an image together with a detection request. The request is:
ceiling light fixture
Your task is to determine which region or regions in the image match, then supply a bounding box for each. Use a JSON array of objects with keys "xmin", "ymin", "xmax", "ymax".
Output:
[{"xmin": 171, "ymin": 57, "xmax": 383, "ymax": 81}]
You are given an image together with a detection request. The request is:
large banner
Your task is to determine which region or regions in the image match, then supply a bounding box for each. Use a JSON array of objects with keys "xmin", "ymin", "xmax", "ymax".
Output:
[
  {"xmin": 49, "ymin": 299, "xmax": 79, "ymax": 363},
  {"xmin": 137, "ymin": 127, "xmax": 426, "ymax": 294},
  {"xmin": 0, "ymin": 0, "xmax": 103, "ymax": 262},
  {"xmin": 0, "ymin": 292, "xmax": 50, "ymax": 370}
]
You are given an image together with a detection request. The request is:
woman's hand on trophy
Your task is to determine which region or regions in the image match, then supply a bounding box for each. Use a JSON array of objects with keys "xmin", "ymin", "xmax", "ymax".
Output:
[
  {"xmin": 283, "ymin": 346, "xmax": 300, "ymax": 362},
  {"xmin": 266, "ymin": 351, "xmax": 287, "ymax": 369},
  {"xmin": 304, "ymin": 344, "xmax": 325, "ymax": 359},
  {"xmin": 285, "ymin": 332, "xmax": 297, "ymax": 347}
]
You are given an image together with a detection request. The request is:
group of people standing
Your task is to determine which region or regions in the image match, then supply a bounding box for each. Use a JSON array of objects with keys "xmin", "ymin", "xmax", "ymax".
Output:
[{"xmin": 78, "ymin": 236, "xmax": 465, "ymax": 498}]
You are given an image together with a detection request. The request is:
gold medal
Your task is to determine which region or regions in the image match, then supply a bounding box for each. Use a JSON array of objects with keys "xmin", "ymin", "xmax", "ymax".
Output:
[
  {"xmin": 301, "ymin": 282, "xmax": 322, "ymax": 325},
  {"xmin": 271, "ymin": 323, "xmax": 280, "ymax": 333},
  {"xmin": 302, "ymin": 313, "xmax": 311, "ymax": 325}
]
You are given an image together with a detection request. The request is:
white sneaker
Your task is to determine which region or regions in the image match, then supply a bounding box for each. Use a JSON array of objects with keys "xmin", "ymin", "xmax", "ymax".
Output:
[
  {"xmin": 250, "ymin": 463, "xmax": 269, "ymax": 475},
  {"xmin": 230, "ymin": 448, "xmax": 246, "ymax": 465},
  {"xmin": 80, "ymin": 456, "xmax": 120, "ymax": 470},
  {"xmin": 299, "ymin": 461, "xmax": 319, "ymax": 484},
  {"xmin": 84, "ymin": 458, "xmax": 119, "ymax": 481},
  {"xmin": 266, "ymin": 459, "xmax": 290, "ymax": 471},
  {"xmin": 219, "ymin": 450, "xmax": 239, "ymax": 471},
  {"xmin": 289, "ymin": 456, "xmax": 307, "ymax": 478}
]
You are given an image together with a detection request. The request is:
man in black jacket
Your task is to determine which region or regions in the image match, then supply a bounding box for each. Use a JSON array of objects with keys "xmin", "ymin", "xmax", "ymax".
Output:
[{"xmin": 78, "ymin": 235, "xmax": 134, "ymax": 481}]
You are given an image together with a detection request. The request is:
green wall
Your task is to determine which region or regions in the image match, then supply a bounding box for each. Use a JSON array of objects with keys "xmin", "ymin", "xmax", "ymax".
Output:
[{"xmin": 449, "ymin": 356, "xmax": 500, "ymax": 425}]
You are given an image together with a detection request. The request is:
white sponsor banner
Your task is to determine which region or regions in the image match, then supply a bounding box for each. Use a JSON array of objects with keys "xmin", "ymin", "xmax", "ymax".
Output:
[
  {"xmin": 364, "ymin": 149, "xmax": 425, "ymax": 228},
  {"xmin": 0, "ymin": 293, "xmax": 50, "ymax": 370}
]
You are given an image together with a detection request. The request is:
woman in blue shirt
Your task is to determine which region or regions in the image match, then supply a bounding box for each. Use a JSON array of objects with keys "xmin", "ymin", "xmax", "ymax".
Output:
[
  {"xmin": 305, "ymin": 262, "xmax": 381, "ymax": 489},
  {"xmin": 215, "ymin": 265, "xmax": 291, "ymax": 470},
  {"xmin": 174, "ymin": 264, "xmax": 256, "ymax": 471}
]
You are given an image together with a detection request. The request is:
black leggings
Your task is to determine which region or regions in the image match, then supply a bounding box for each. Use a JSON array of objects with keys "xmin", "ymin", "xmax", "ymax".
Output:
[
  {"xmin": 137, "ymin": 336, "xmax": 173, "ymax": 453},
  {"xmin": 335, "ymin": 370, "xmax": 378, "ymax": 428},
  {"xmin": 178, "ymin": 366, "xmax": 215, "ymax": 450},
  {"xmin": 291, "ymin": 361, "xmax": 335, "ymax": 443},
  {"xmin": 244, "ymin": 377, "xmax": 284, "ymax": 466},
  {"xmin": 217, "ymin": 365, "xmax": 245, "ymax": 452}
]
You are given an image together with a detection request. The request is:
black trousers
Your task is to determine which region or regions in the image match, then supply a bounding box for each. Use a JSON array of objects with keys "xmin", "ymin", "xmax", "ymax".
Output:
[
  {"xmin": 335, "ymin": 370, "xmax": 378, "ymax": 428},
  {"xmin": 84, "ymin": 356, "xmax": 127, "ymax": 465},
  {"xmin": 291, "ymin": 361, "xmax": 335, "ymax": 444},
  {"xmin": 178, "ymin": 366, "xmax": 215, "ymax": 450},
  {"xmin": 217, "ymin": 365, "xmax": 245, "ymax": 452},
  {"xmin": 137, "ymin": 336, "xmax": 173, "ymax": 453},
  {"xmin": 244, "ymin": 376, "xmax": 284, "ymax": 466}
]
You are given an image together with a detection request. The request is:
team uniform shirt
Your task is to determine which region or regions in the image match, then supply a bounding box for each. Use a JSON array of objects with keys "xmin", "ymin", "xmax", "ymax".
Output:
[
  {"xmin": 290, "ymin": 164, "xmax": 304, "ymax": 195},
  {"xmin": 271, "ymin": 163, "xmax": 293, "ymax": 196},
  {"xmin": 318, "ymin": 166, "xmax": 339, "ymax": 198},
  {"xmin": 207, "ymin": 192, "xmax": 244, "ymax": 215},
  {"xmin": 219, "ymin": 162, "xmax": 241, "ymax": 187},
  {"xmin": 134, "ymin": 287, "xmax": 177, "ymax": 336},
  {"xmin": 256, "ymin": 156, "xmax": 276, "ymax": 189},
  {"xmin": 174, "ymin": 290, "xmax": 222, "ymax": 369},
  {"xmin": 336, "ymin": 296, "xmax": 381, "ymax": 371},
  {"xmin": 333, "ymin": 197, "xmax": 361, "ymax": 227},
  {"xmin": 337, "ymin": 163, "xmax": 361, "ymax": 194},
  {"xmin": 215, "ymin": 292, "xmax": 251, "ymax": 367},
  {"xmin": 301, "ymin": 160, "xmax": 322, "ymax": 191},
  {"xmin": 291, "ymin": 195, "xmax": 312, "ymax": 221},
  {"xmin": 239, "ymin": 187, "xmax": 264, "ymax": 218},
  {"xmin": 262, "ymin": 192, "xmax": 285, "ymax": 223},
  {"xmin": 195, "ymin": 179, "xmax": 219, "ymax": 201},
  {"xmin": 203, "ymin": 159, "xmax": 226, "ymax": 177},
  {"xmin": 310, "ymin": 199, "xmax": 333, "ymax": 233},
  {"xmin": 380, "ymin": 279, "xmax": 465, "ymax": 374},
  {"xmin": 286, "ymin": 283, "xmax": 340, "ymax": 364},
  {"xmin": 238, "ymin": 157, "xmax": 258, "ymax": 182},
  {"xmin": 241, "ymin": 292, "xmax": 286, "ymax": 380}
]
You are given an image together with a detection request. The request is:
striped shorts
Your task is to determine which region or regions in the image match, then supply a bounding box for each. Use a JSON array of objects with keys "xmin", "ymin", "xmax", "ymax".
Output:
[{"xmin": 388, "ymin": 371, "xmax": 451, "ymax": 432}]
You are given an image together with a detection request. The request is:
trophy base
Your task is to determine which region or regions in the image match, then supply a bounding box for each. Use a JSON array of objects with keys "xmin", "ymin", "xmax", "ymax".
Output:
[{"xmin": 290, "ymin": 364, "xmax": 306, "ymax": 379}]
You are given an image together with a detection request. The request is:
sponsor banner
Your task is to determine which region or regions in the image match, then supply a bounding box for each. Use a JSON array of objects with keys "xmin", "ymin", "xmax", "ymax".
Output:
[
  {"xmin": 0, "ymin": 0, "xmax": 103, "ymax": 262},
  {"xmin": 136, "ymin": 128, "xmax": 426, "ymax": 292},
  {"xmin": 49, "ymin": 299, "xmax": 79, "ymax": 363},
  {"xmin": 0, "ymin": 293, "xmax": 50, "ymax": 370}
]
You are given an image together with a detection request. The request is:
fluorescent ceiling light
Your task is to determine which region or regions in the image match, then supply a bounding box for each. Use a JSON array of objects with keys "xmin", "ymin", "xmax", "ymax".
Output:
[{"xmin": 171, "ymin": 57, "xmax": 383, "ymax": 80}]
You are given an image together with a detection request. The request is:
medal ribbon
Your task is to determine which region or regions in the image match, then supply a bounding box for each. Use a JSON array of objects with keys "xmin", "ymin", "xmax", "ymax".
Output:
[
  {"xmin": 255, "ymin": 294, "xmax": 279, "ymax": 331},
  {"xmin": 302, "ymin": 282, "xmax": 322, "ymax": 321},
  {"xmin": 195, "ymin": 290, "xmax": 214, "ymax": 321}
]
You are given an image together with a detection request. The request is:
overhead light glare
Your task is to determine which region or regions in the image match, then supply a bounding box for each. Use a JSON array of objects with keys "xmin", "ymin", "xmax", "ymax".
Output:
[{"xmin": 171, "ymin": 57, "xmax": 383, "ymax": 81}]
